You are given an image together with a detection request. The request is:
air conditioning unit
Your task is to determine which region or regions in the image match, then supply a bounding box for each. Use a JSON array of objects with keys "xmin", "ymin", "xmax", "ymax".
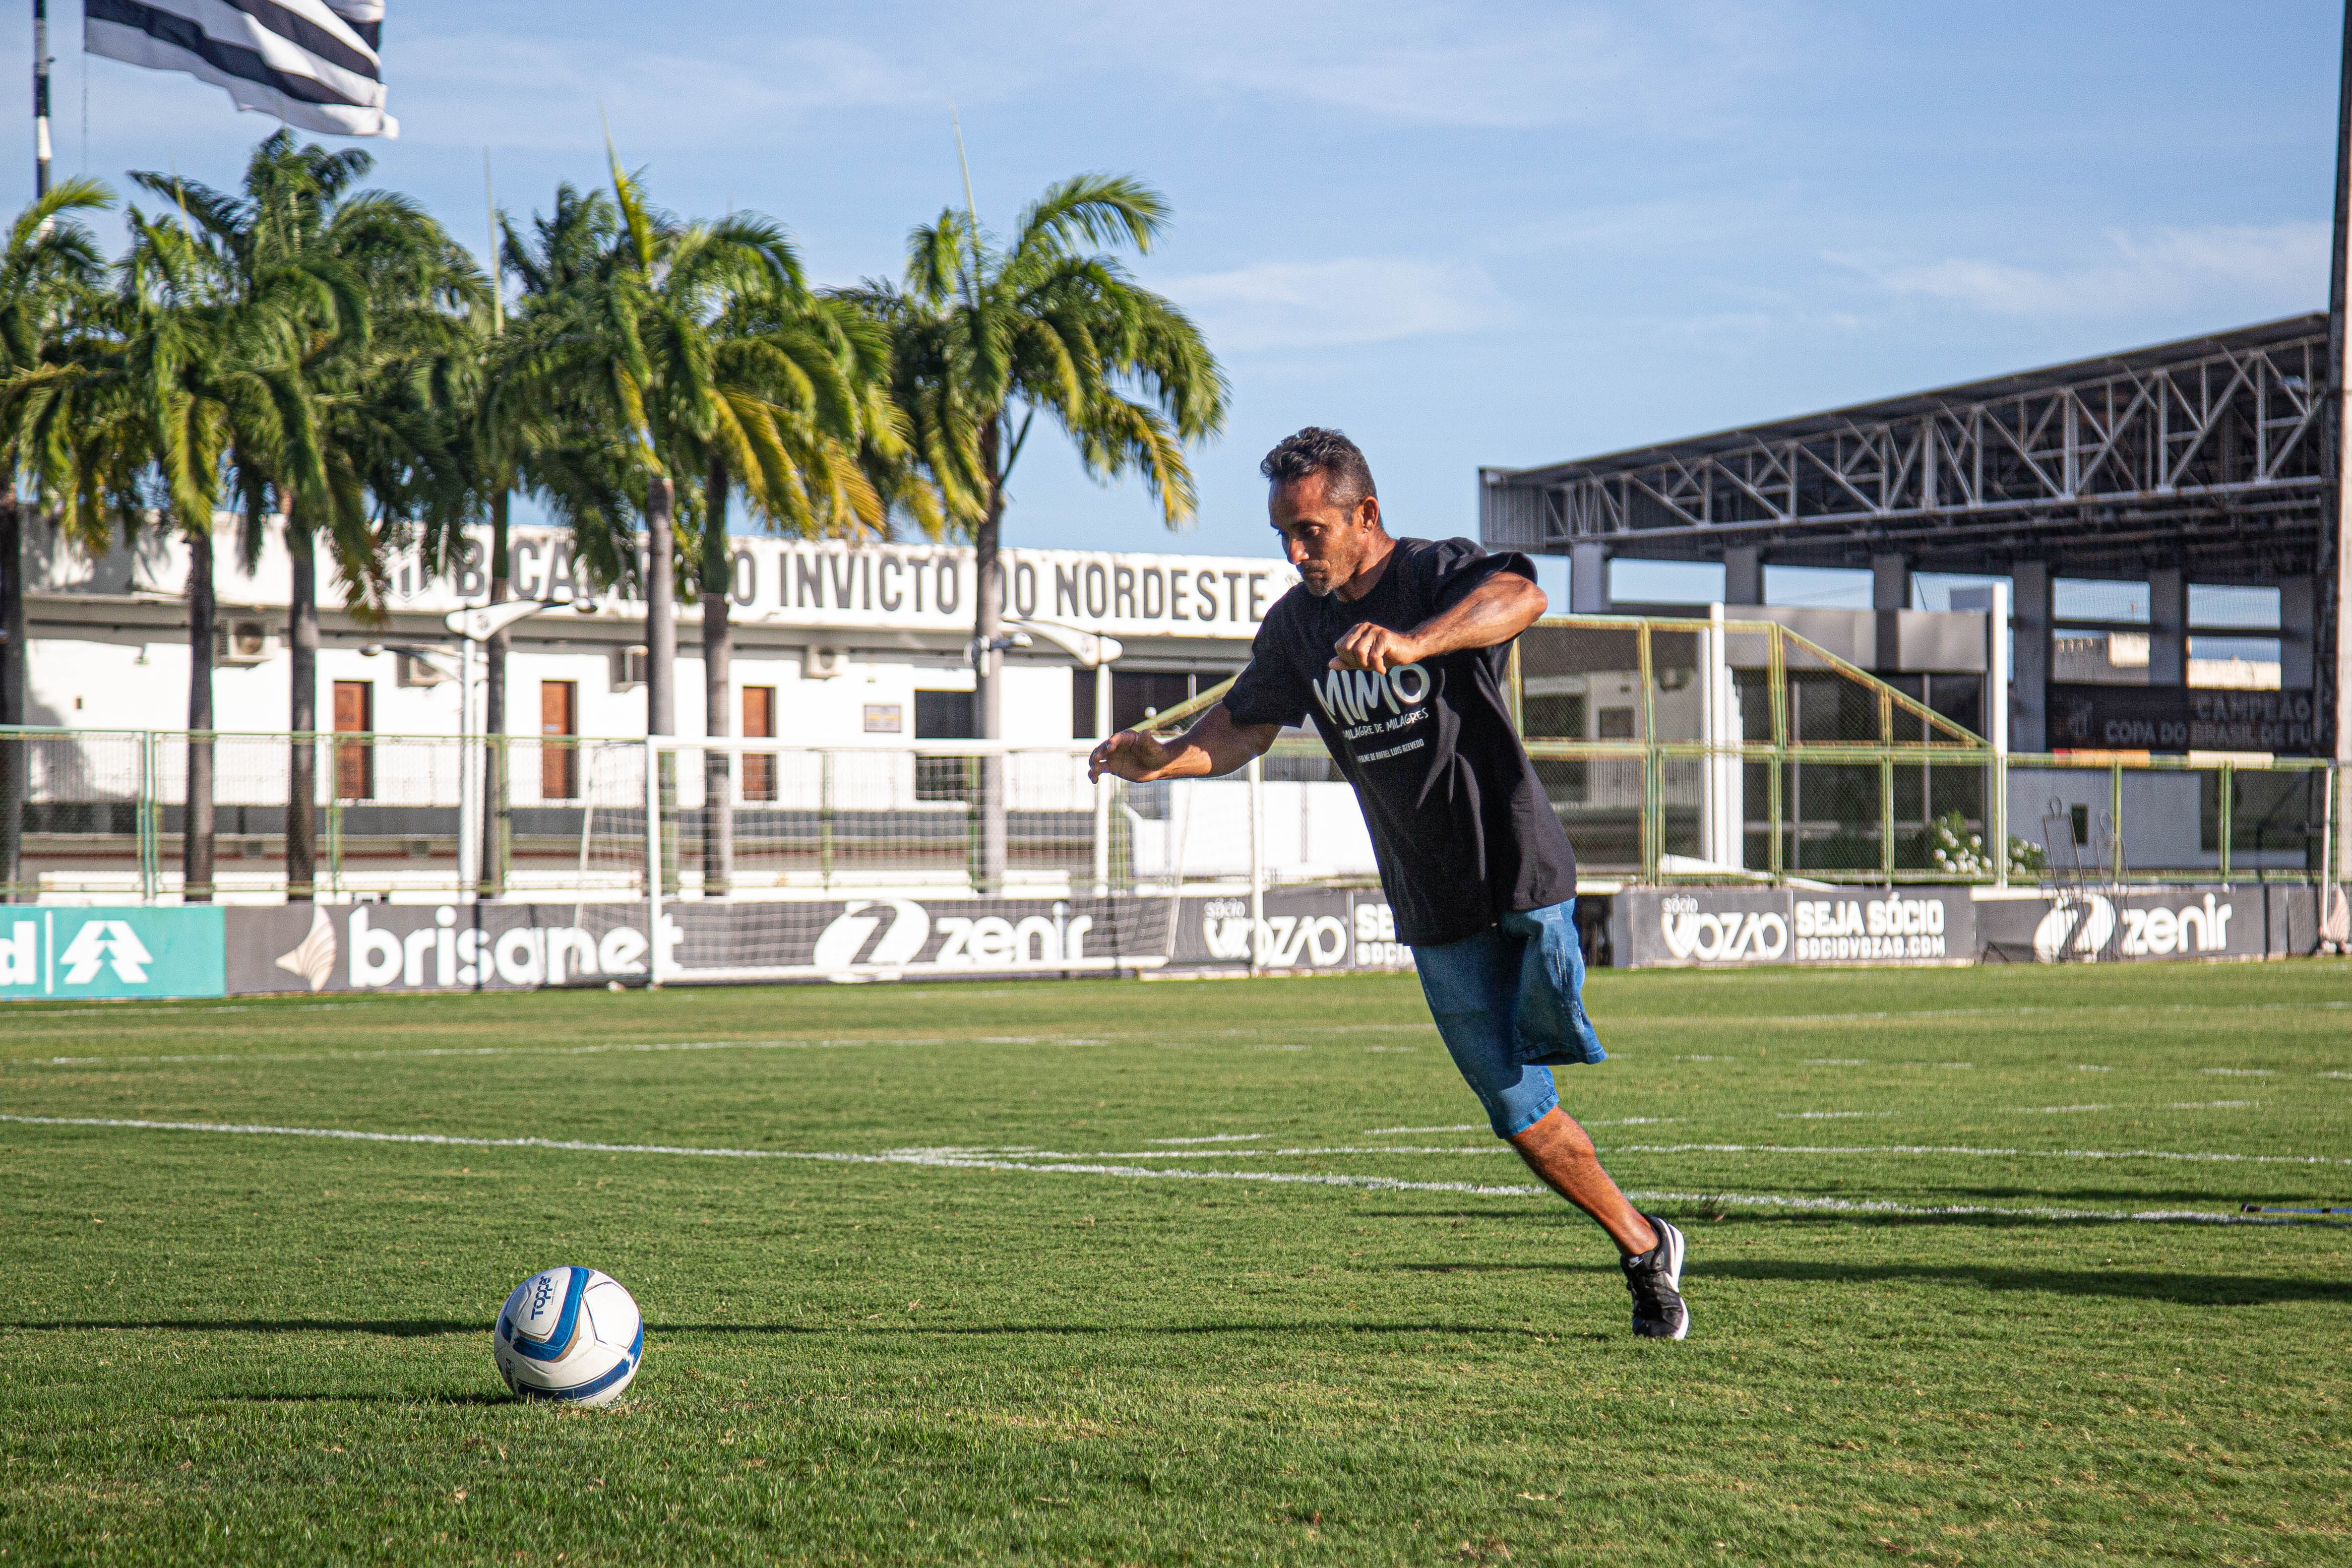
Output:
[
  {"xmin": 394, "ymin": 652, "xmax": 449, "ymax": 688},
  {"xmin": 215, "ymin": 618, "xmax": 274, "ymax": 665},
  {"xmin": 803, "ymin": 645, "xmax": 847, "ymax": 679},
  {"xmin": 613, "ymin": 645, "xmax": 650, "ymax": 691}
]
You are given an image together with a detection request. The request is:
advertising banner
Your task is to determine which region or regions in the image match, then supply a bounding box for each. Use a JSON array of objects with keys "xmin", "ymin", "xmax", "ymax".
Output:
[
  {"xmin": 226, "ymin": 902, "xmax": 677, "ymax": 994},
  {"xmin": 1975, "ymin": 886, "xmax": 2316, "ymax": 963},
  {"xmin": 1169, "ymin": 889, "xmax": 1412, "ymax": 974},
  {"xmin": 1610, "ymin": 887, "xmax": 1974, "ymax": 968},
  {"xmin": 222, "ymin": 890, "xmax": 1416, "ymax": 994},
  {"xmin": 670, "ymin": 896, "xmax": 1167, "ymax": 983},
  {"xmin": 2048, "ymin": 684, "xmax": 2322, "ymax": 753},
  {"xmin": 0, "ymin": 906, "xmax": 226, "ymax": 999}
]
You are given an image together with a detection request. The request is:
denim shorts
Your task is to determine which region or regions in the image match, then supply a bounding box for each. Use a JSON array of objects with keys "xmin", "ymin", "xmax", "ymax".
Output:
[{"xmin": 1411, "ymin": 899, "xmax": 1605, "ymax": 1138}]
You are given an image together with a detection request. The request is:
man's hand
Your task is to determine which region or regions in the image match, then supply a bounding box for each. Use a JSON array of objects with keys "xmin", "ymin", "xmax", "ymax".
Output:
[
  {"xmin": 1328, "ymin": 573, "xmax": 1547, "ymax": 672},
  {"xmin": 1090, "ymin": 705, "xmax": 1282, "ymax": 782},
  {"xmin": 1089, "ymin": 729, "xmax": 1173, "ymax": 783},
  {"xmin": 1329, "ymin": 622, "xmax": 1421, "ymax": 673}
]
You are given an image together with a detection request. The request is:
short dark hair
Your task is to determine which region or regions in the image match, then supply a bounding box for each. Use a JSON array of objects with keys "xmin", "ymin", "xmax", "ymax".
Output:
[{"xmin": 1260, "ymin": 426, "xmax": 1377, "ymax": 511}]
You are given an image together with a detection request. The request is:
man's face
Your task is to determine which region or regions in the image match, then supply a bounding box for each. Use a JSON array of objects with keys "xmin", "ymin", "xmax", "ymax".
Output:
[{"xmin": 1269, "ymin": 472, "xmax": 1381, "ymax": 598}]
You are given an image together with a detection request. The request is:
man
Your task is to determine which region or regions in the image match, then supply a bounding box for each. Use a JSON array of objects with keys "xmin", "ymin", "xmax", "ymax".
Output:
[{"xmin": 1089, "ymin": 427, "xmax": 1689, "ymax": 1339}]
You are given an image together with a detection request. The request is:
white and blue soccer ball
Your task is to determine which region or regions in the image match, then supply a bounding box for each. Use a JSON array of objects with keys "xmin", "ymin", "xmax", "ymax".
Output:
[{"xmin": 493, "ymin": 1266, "xmax": 644, "ymax": 1406}]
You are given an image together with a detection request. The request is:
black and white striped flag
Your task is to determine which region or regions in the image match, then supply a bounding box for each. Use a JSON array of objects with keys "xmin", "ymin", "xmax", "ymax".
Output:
[{"xmin": 86, "ymin": 0, "xmax": 396, "ymax": 140}]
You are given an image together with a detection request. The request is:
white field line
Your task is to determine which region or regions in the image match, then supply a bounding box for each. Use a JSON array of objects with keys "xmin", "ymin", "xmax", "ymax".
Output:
[
  {"xmin": 1148, "ymin": 1133, "xmax": 1270, "ymax": 1145},
  {"xmin": 5, "ymin": 1036, "xmax": 1040, "ymax": 1070},
  {"xmin": 1619, "ymin": 1191, "xmax": 2293, "ymax": 1226},
  {"xmin": 0, "ymin": 1114, "xmax": 1540, "ymax": 1198},
  {"xmin": 1777, "ymin": 1111, "xmax": 1892, "ymax": 1120},
  {"xmin": 922, "ymin": 1145, "xmax": 1516, "ymax": 1159},
  {"xmin": 1358, "ymin": 1118, "xmax": 1678, "ymax": 1135},
  {"xmin": 1601, "ymin": 1142, "xmax": 2345, "ymax": 1167},
  {"xmin": 0, "ymin": 1113, "xmax": 2307, "ymax": 1226},
  {"xmin": 1622, "ymin": 1001, "xmax": 2352, "ymax": 1028}
]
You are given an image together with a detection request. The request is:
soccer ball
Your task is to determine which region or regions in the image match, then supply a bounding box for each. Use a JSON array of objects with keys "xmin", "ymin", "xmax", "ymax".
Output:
[{"xmin": 493, "ymin": 1266, "xmax": 644, "ymax": 1406}]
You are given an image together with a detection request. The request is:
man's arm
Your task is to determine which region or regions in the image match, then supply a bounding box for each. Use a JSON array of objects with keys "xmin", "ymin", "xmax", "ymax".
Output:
[
  {"xmin": 1329, "ymin": 569, "xmax": 1546, "ymax": 673},
  {"xmin": 1088, "ymin": 703, "xmax": 1281, "ymax": 783}
]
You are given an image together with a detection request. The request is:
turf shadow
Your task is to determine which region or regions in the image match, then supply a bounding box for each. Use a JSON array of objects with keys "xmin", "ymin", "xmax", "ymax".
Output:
[
  {"xmin": 2, "ymin": 1319, "xmax": 480, "ymax": 1337},
  {"xmin": 1694, "ymin": 1259, "xmax": 2352, "ymax": 1305},
  {"xmin": 209, "ymin": 1391, "xmax": 513, "ymax": 1406},
  {"xmin": 647, "ymin": 1320, "xmax": 1575, "ymax": 1340}
]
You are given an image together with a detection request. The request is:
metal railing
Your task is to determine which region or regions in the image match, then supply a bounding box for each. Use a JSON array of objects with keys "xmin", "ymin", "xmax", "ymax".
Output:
[
  {"xmin": 0, "ymin": 611, "xmax": 2340, "ymax": 904},
  {"xmin": 1506, "ymin": 614, "xmax": 2343, "ymax": 888}
]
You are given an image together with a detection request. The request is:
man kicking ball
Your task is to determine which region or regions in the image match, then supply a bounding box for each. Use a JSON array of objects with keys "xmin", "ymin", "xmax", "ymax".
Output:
[{"xmin": 1089, "ymin": 427, "xmax": 1689, "ymax": 1339}]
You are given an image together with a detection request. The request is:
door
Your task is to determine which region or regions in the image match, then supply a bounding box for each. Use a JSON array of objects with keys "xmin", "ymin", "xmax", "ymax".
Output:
[
  {"xmin": 332, "ymin": 681, "xmax": 373, "ymax": 800},
  {"xmin": 741, "ymin": 686, "xmax": 776, "ymax": 802},
  {"xmin": 541, "ymin": 681, "xmax": 578, "ymax": 799}
]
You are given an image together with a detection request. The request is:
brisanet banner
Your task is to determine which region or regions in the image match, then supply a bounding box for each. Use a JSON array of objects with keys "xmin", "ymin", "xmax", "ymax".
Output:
[
  {"xmin": 1610, "ymin": 887, "xmax": 1975, "ymax": 968},
  {"xmin": 226, "ymin": 903, "xmax": 677, "ymax": 994},
  {"xmin": 0, "ymin": 906, "xmax": 226, "ymax": 999}
]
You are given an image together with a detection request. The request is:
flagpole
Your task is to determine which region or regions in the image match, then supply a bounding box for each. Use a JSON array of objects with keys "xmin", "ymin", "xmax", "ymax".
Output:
[
  {"xmin": 31, "ymin": 0, "xmax": 49, "ymax": 196},
  {"xmin": 2326, "ymin": 0, "xmax": 2352, "ymax": 909}
]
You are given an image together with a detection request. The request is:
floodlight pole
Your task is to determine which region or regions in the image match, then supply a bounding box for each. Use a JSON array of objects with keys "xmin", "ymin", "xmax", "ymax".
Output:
[
  {"xmin": 2330, "ymin": 0, "xmax": 2352, "ymax": 885},
  {"xmin": 445, "ymin": 600, "xmax": 562, "ymax": 901}
]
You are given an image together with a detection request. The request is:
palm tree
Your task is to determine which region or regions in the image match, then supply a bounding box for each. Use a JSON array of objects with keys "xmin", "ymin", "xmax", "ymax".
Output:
[
  {"xmin": 842, "ymin": 174, "xmax": 1226, "ymax": 890},
  {"xmin": 460, "ymin": 183, "xmax": 631, "ymax": 894},
  {"xmin": 503, "ymin": 158, "xmax": 894, "ymax": 894},
  {"xmin": 0, "ymin": 177, "xmax": 113, "ymax": 900},
  {"xmin": 35, "ymin": 208, "xmax": 247, "ymax": 902},
  {"xmin": 129, "ymin": 132, "xmax": 483, "ymax": 901},
  {"xmin": 680, "ymin": 251, "xmax": 900, "ymax": 894}
]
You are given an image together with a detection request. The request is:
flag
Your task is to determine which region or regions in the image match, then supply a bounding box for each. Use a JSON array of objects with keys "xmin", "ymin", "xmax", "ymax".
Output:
[{"xmin": 86, "ymin": 0, "xmax": 397, "ymax": 139}]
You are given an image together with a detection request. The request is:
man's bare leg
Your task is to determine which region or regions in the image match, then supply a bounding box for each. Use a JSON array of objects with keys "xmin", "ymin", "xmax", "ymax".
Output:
[{"xmin": 1507, "ymin": 1106, "xmax": 1657, "ymax": 1257}]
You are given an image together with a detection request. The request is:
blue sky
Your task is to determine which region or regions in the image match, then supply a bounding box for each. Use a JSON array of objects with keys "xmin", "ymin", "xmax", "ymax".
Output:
[{"xmin": 18, "ymin": 2, "xmax": 2344, "ymax": 599}]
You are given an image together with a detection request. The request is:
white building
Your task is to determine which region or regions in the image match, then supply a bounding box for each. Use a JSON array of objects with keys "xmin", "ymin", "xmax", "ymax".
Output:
[
  {"xmin": 22, "ymin": 524, "xmax": 1294, "ymax": 745},
  {"xmin": 11, "ymin": 524, "xmax": 1370, "ymax": 902}
]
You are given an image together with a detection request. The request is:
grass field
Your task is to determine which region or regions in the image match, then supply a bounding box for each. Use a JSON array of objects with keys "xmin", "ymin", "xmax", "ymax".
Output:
[{"xmin": 4, "ymin": 961, "xmax": 2349, "ymax": 1565}]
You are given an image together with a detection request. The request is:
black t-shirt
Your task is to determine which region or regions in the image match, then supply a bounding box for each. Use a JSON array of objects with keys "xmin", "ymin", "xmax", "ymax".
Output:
[{"xmin": 1223, "ymin": 536, "xmax": 1577, "ymax": 947}]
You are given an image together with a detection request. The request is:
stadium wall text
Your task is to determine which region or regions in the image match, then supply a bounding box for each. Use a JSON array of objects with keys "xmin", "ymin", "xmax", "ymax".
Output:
[{"xmin": 0, "ymin": 887, "xmax": 2324, "ymax": 1001}]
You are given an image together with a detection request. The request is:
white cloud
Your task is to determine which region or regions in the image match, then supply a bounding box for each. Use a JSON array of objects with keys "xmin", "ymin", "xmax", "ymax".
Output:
[
  {"xmin": 387, "ymin": 32, "xmax": 933, "ymax": 152},
  {"xmin": 1173, "ymin": 0, "xmax": 1797, "ymax": 133},
  {"xmin": 1831, "ymin": 223, "xmax": 2327, "ymax": 319},
  {"xmin": 1163, "ymin": 258, "xmax": 1509, "ymax": 350}
]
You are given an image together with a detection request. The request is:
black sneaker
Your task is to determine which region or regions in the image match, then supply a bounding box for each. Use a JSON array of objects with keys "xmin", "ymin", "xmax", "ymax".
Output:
[{"xmin": 1620, "ymin": 1213, "xmax": 1689, "ymax": 1339}]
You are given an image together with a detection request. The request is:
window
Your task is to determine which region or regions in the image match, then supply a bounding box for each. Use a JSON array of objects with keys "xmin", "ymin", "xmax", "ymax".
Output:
[
  {"xmin": 1111, "ymin": 671, "xmax": 1197, "ymax": 733},
  {"xmin": 913, "ymin": 689, "xmax": 975, "ymax": 802},
  {"xmin": 913, "ymin": 689, "xmax": 974, "ymax": 739},
  {"xmin": 741, "ymin": 686, "xmax": 776, "ymax": 802},
  {"xmin": 1072, "ymin": 667, "xmax": 1099, "ymax": 740},
  {"xmin": 332, "ymin": 681, "xmax": 373, "ymax": 800},
  {"xmin": 540, "ymin": 681, "xmax": 578, "ymax": 800},
  {"xmin": 1596, "ymin": 706, "xmax": 1637, "ymax": 740}
]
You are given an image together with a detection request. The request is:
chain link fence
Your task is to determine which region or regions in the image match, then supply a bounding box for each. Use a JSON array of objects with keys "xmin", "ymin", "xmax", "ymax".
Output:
[{"xmin": 0, "ymin": 612, "xmax": 2341, "ymax": 903}]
